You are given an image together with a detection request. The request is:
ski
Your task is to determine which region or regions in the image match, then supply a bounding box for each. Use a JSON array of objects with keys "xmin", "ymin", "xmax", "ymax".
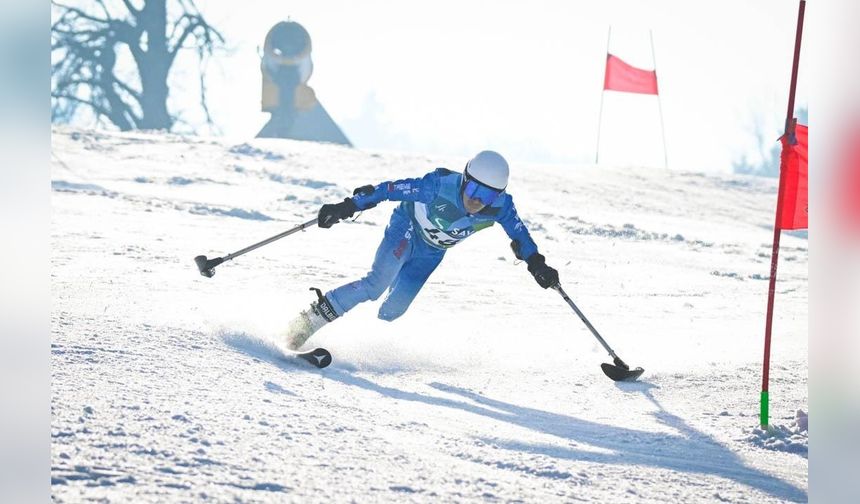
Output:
[{"xmin": 284, "ymin": 347, "xmax": 332, "ymax": 369}]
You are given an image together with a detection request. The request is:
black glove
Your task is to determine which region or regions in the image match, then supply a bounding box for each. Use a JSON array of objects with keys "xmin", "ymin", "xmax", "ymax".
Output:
[
  {"xmin": 318, "ymin": 198, "xmax": 358, "ymax": 228},
  {"xmin": 526, "ymin": 253, "xmax": 559, "ymax": 289}
]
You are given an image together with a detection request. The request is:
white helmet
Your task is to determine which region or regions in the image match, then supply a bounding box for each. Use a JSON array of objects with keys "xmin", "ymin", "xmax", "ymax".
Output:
[{"xmin": 464, "ymin": 150, "xmax": 509, "ymax": 191}]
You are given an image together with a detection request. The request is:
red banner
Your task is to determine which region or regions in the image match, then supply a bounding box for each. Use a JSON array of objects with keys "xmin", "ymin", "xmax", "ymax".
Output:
[
  {"xmin": 778, "ymin": 124, "xmax": 808, "ymax": 230},
  {"xmin": 603, "ymin": 54, "xmax": 659, "ymax": 95},
  {"xmin": 837, "ymin": 122, "xmax": 860, "ymax": 232}
]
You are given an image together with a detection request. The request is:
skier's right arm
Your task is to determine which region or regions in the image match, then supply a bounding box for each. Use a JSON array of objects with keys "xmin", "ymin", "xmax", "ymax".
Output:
[
  {"xmin": 317, "ymin": 171, "xmax": 440, "ymax": 228},
  {"xmin": 351, "ymin": 171, "xmax": 440, "ymax": 209}
]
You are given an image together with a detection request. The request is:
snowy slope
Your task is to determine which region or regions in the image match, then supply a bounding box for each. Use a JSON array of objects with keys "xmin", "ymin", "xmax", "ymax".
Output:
[{"xmin": 50, "ymin": 127, "xmax": 808, "ymax": 503}]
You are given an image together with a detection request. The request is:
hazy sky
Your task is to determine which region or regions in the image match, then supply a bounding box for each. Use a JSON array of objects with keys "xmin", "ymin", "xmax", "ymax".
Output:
[{"xmin": 158, "ymin": 1, "xmax": 808, "ymax": 172}]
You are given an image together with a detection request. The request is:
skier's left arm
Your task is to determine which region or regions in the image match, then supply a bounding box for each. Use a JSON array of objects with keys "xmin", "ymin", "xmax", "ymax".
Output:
[{"xmin": 497, "ymin": 197, "xmax": 560, "ymax": 289}]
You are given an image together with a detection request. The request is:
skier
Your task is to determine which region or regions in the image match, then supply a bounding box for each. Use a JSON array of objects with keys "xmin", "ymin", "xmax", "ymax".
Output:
[{"xmin": 284, "ymin": 150, "xmax": 560, "ymax": 350}]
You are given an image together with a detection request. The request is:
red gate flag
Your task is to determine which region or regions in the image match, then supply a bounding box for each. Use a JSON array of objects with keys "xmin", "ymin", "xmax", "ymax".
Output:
[
  {"xmin": 778, "ymin": 123, "xmax": 808, "ymax": 230},
  {"xmin": 603, "ymin": 54, "xmax": 659, "ymax": 95}
]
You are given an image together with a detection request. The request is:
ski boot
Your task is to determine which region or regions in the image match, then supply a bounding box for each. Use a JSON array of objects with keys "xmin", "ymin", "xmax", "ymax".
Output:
[{"xmin": 284, "ymin": 288, "xmax": 339, "ymax": 350}]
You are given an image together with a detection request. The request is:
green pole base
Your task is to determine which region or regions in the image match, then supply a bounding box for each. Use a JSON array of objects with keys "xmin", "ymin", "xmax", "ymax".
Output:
[{"xmin": 760, "ymin": 390, "xmax": 769, "ymax": 427}]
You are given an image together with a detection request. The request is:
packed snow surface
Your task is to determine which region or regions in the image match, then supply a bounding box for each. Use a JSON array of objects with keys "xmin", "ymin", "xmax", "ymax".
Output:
[{"xmin": 51, "ymin": 127, "xmax": 808, "ymax": 502}]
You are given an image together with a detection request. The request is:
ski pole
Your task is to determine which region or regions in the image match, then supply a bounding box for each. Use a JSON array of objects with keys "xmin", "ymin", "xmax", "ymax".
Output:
[
  {"xmin": 554, "ymin": 284, "xmax": 624, "ymax": 365},
  {"xmin": 553, "ymin": 284, "xmax": 644, "ymax": 381},
  {"xmin": 194, "ymin": 217, "xmax": 318, "ymax": 277}
]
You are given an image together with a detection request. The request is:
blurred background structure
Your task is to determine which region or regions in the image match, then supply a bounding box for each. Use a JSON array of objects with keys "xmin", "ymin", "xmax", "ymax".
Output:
[{"xmin": 256, "ymin": 21, "xmax": 351, "ymax": 145}]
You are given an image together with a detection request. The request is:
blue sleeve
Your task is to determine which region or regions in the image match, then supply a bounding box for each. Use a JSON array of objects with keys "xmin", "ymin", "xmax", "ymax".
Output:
[
  {"xmin": 496, "ymin": 195, "xmax": 539, "ymax": 261},
  {"xmin": 351, "ymin": 170, "xmax": 440, "ymax": 210}
]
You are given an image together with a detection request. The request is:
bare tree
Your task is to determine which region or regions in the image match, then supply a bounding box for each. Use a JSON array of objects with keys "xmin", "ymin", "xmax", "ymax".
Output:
[{"xmin": 51, "ymin": 0, "xmax": 224, "ymax": 132}]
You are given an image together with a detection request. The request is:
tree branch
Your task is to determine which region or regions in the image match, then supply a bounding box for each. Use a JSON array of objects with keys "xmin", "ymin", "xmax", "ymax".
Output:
[
  {"xmin": 120, "ymin": 0, "xmax": 141, "ymax": 16},
  {"xmin": 53, "ymin": 77, "xmax": 92, "ymax": 92},
  {"xmin": 54, "ymin": 77, "xmax": 140, "ymax": 108},
  {"xmin": 176, "ymin": 0, "xmax": 201, "ymax": 17},
  {"xmin": 52, "ymin": 2, "xmax": 110, "ymax": 25},
  {"xmin": 107, "ymin": 19, "xmax": 143, "ymax": 59},
  {"xmin": 92, "ymin": 0, "xmax": 112, "ymax": 20},
  {"xmin": 168, "ymin": 14, "xmax": 201, "ymax": 58},
  {"xmin": 51, "ymin": 92, "xmax": 113, "ymax": 120},
  {"xmin": 198, "ymin": 58, "xmax": 216, "ymax": 130},
  {"xmin": 167, "ymin": 14, "xmax": 224, "ymax": 66},
  {"xmin": 113, "ymin": 79, "xmax": 143, "ymax": 105}
]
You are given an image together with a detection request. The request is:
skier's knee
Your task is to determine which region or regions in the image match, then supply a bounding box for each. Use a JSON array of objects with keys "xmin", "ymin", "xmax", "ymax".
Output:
[{"xmin": 362, "ymin": 274, "xmax": 388, "ymax": 301}]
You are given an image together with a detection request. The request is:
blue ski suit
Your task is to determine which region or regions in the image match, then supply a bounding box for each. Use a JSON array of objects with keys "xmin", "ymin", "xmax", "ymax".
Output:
[{"xmin": 325, "ymin": 168, "xmax": 541, "ymax": 321}]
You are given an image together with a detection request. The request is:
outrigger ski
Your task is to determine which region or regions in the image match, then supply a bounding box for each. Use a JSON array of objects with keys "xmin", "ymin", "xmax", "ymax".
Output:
[
  {"xmin": 600, "ymin": 357, "xmax": 644, "ymax": 382},
  {"xmin": 284, "ymin": 347, "xmax": 332, "ymax": 369}
]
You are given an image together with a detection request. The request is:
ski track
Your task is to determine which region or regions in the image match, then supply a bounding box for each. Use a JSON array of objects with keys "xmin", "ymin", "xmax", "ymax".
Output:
[{"xmin": 51, "ymin": 127, "xmax": 807, "ymax": 503}]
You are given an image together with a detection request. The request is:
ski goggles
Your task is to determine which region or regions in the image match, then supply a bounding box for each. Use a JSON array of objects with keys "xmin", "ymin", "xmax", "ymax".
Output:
[{"xmin": 462, "ymin": 177, "xmax": 504, "ymax": 206}]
